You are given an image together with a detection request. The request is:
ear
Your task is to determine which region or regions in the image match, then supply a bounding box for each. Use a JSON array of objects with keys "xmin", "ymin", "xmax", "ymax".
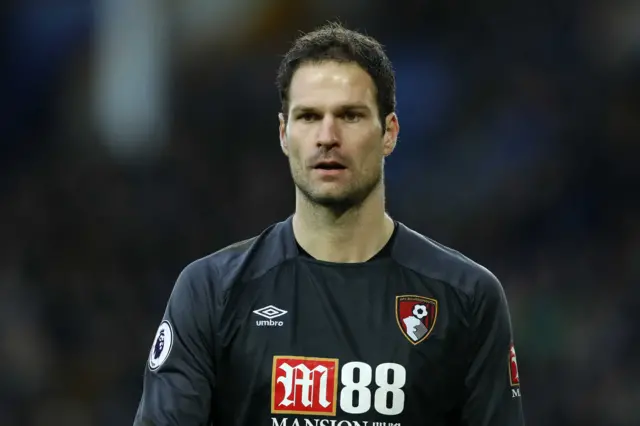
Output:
[
  {"xmin": 279, "ymin": 113, "xmax": 289, "ymax": 157},
  {"xmin": 382, "ymin": 113, "xmax": 399, "ymax": 156}
]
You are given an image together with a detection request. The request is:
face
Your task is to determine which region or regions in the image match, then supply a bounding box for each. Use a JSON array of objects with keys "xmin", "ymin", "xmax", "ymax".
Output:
[{"xmin": 279, "ymin": 61, "xmax": 399, "ymax": 209}]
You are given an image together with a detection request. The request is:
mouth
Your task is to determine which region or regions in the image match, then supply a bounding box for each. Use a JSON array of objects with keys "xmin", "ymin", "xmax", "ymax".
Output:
[{"xmin": 313, "ymin": 161, "xmax": 347, "ymax": 171}]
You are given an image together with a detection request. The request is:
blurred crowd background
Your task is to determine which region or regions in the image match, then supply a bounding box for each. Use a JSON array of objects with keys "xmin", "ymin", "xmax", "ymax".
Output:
[{"xmin": 1, "ymin": 0, "xmax": 639, "ymax": 425}]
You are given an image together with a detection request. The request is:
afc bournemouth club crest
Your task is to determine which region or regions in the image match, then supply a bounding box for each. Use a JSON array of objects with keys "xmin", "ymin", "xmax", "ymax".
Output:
[{"xmin": 395, "ymin": 295, "xmax": 438, "ymax": 345}]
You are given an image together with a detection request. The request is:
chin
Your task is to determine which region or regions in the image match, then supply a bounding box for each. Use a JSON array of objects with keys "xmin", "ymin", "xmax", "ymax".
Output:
[
  {"xmin": 295, "ymin": 176, "xmax": 381, "ymax": 210},
  {"xmin": 312, "ymin": 194, "xmax": 355, "ymax": 207},
  {"xmin": 306, "ymin": 187, "xmax": 365, "ymax": 210}
]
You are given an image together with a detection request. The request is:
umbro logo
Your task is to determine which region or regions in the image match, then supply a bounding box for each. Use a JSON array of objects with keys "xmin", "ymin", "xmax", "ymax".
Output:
[{"xmin": 253, "ymin": 305, "xmax": 287, "ymax": 327}]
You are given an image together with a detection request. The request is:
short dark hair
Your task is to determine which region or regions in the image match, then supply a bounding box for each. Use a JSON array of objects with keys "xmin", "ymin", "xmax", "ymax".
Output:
[{"xmin": 276, "ymin": 22, "xmax": 396, "ymax": 128}]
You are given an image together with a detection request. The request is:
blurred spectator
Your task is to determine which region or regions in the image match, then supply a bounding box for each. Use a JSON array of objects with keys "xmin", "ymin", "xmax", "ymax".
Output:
[{"xmin": 1, "ymin": 1, "xmax": 638, "ymax": 425}]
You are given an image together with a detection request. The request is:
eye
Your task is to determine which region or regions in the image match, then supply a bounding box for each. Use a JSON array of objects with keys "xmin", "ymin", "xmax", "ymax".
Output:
[
  {"xmin": 297, "ymin": 112, "xmax": 320, "ymax": 122},
  {"xmin": 342, "ymin": 111, "xmax": 363, "ymax": 123}
]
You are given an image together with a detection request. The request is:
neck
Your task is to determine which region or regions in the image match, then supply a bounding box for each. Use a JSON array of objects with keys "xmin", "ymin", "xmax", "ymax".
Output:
[{"xmin": 292, "ymin": 184, "xmax": 395, "ymax": 263}]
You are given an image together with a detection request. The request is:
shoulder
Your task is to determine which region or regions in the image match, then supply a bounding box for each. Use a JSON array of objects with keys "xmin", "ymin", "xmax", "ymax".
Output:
[
  {"xmin": 177, "ymin": 217, "xmax": 297, "ymax": 290},
  {"xmin": 392, "ymin": 222, "xmax": 503, "ymax": 301}
]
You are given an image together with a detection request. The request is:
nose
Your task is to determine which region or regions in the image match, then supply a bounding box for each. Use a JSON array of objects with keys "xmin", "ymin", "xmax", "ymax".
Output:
[{"xmin": 316, "ymin": 115, "xmax": 339, "ymax": 148}]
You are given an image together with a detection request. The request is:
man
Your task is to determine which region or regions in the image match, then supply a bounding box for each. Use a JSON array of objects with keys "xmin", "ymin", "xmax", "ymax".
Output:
[{"xmin": 134, "ymin": 22, "xmax": 525, "ymax": 426}]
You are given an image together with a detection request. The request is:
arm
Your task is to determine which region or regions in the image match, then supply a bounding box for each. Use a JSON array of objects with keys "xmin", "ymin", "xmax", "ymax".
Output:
[
  {"xmin": 134, "ymin": 262, "xmax": 216, "ymax": 426},
  {"xmin": 460, "ymin": 271, "xmax": 525, "ymax": 426}
]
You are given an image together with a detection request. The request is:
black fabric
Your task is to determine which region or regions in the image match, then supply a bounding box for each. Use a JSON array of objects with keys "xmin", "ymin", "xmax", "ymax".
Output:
[
  {"xmin": 295, "ymin": 221, "xmax": 398, "ymax": 261},
  {"xmin": 134, "ymin": 216, "xmax": 525, "ymax": 426}
]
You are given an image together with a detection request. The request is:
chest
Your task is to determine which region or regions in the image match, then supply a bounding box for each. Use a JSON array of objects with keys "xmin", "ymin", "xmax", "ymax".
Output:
[{"xmin": 214, "ymin": 263, "xmax": 467, "ymax": 421}]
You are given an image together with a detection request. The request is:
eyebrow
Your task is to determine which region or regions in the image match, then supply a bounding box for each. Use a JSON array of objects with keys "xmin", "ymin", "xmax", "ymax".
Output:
[{"xmin": 290, "ymin": 103, "xmax": 372, "ymax": 115}]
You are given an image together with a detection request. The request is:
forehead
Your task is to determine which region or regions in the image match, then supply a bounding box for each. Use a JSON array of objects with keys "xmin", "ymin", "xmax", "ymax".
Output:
[{"xmin": 288, "ymin": 61, "xmax": 378, "ymax": 111}]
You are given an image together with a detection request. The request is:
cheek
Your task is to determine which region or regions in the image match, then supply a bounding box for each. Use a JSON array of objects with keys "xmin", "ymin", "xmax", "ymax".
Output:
[
  {"xmin": 286, "ymin": 138, "xmax": 301, "ymax": 158},
  {"xmin": 287, "ymin": 128, "xmax": 311, "ymax": 156},
  {"xmin": 285, "ymin": 137, "xmax": 305, "ymax": 169},
  {"xmin": 357, "ymin": 136, "xmax": 384, "ymax": 167}
]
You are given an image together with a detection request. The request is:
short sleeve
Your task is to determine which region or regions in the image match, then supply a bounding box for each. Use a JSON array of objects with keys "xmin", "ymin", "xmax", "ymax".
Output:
[
  {"xmin": 134, "ymin": 262, "xmax": 216, "ymax": 426},
  {"xmin": 460, "ymin": 271, "xmax": 525, "ymax": 426}
]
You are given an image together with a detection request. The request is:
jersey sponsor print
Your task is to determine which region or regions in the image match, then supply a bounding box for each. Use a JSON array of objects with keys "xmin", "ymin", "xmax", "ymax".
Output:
[
  {"xmin": 509, "ymin": 342, "xmax": 521, "ymax": 398},
  {"xmin": 271, "ymin": 356, "xmax": 407, "ymax": 425}
]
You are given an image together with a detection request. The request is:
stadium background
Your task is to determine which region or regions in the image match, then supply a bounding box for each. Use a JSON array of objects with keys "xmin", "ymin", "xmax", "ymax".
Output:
[{"xmin": 1, "ymin": 0, "xmax": 638, "ymax": 425}]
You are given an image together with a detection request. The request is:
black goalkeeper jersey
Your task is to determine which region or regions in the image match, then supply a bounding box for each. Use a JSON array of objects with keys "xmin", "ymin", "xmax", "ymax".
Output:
[{"xmin": 134, "ymin": 216, "xmax": 525, "ymax": 426}]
